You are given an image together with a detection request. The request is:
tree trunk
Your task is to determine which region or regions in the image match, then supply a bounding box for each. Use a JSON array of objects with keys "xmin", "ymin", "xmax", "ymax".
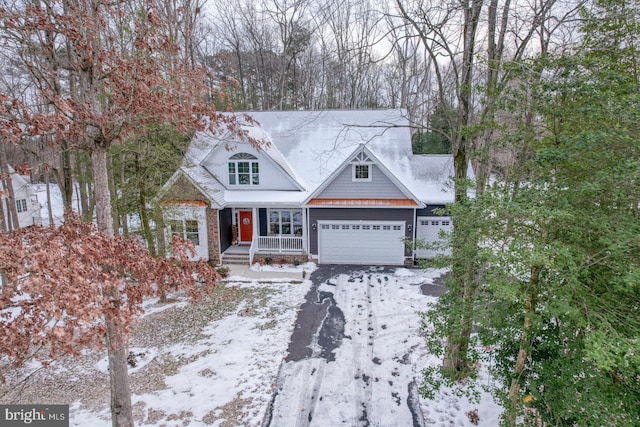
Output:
[
  {"xmin": 45, "ymin": 167, "xmax": 54, "ymax": 226},
  {"xmin": 75, "ymin": 152, "xmax": 90, "ymax": 221},
  {"xmin": 442, "ymin": 0, "xmax": 484, "ymax": 376},
  {"xmin": 0, "ymin": 183, "xmax": 6, "ymax": 231},
  {"xmin": 91, "ymin": 144, "xmax": 133, "ymax": 427},
  {"xmin": 154, "ymin": 208, "xmax": 168, "ymax": 302},
  {"xmin": 108, "ymin": 152, "xmax": 120, "ymax": 235},
  {"xmin": 104, "ymin": 287, "xmax": 133, "ymax": 427},
  {"xmin": 119, "ymin": 153, "xmax": 128, "ymax": 237},
  {"xmin": 136, "ymin": 153, "xmax": 156, "ymax": 257},
  {"xmin": 507, "ymin": 264, "xmax": 541, "ymax": 426},
  {"xmin": 59, "ymin": 139, "xmax": 74, "ymax": 214}
]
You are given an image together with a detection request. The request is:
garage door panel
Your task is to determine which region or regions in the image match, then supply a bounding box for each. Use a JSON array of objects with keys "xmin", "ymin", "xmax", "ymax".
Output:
[
  {"xmin": 415, "ymin": 216, "xmax": 452, "ymax": 258},
  {"xmin": 318, "ymin": 221, "xmax": 405, "ymax": 265}
]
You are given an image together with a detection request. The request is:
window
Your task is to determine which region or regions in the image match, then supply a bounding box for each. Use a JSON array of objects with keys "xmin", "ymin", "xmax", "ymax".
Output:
[
  {"xmin": 351, "ymin": 151, "xmax": 372, "ymax": 182},
  {"xmin": 185, "ymin": 220, "xmax": 200, "ymax": 245},
  {"xmin": 169, "ymin": 219, "xmax": 199, "ymax": 246},
  {"xmin": 228, "ymin": 153, "xmax": 259, "ymax": 186},
  {"xmin": 16, "ymin": 199, "xmax": 27, "ymax": 213},
  {"xmin": 353, "ymin": 164, "xmax": 370, "ymax": 181},
  {"xmin": 268, "ymin": 209, "xmax": 302, "ymax": 235}
]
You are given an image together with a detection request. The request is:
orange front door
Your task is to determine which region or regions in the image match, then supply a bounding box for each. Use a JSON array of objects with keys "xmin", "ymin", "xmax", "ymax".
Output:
[{"xmin": 239, "ymin": 211, "xmax": 253, "ymax": 242}]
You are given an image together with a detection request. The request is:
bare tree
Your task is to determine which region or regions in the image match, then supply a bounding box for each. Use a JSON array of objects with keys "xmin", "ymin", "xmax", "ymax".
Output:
[
  {"xmin": 1, "ymin": 1, "xmax": 243, "ymax": 425},
  {"xmin": 394, "ymin": 0, "xmax": 584, "ymax": 376}
]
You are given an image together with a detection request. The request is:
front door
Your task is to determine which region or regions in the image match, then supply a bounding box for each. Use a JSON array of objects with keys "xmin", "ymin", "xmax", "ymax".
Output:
[{"xmin": 239, "ymin": 211, "xmax": 253, "ymax": 242}]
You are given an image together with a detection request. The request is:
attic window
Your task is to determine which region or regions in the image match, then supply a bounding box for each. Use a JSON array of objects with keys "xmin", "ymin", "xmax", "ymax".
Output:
[
  {"xmin": 353, "ymin": 164, "xmax": 371, "ymax": 181},
  {"xmin": 351, "ymin": 151, "xmax": 372, "ymax": 182},
  {"xmin": 228, "ymin": 153, "xmax": 259, "ymax": 186}
]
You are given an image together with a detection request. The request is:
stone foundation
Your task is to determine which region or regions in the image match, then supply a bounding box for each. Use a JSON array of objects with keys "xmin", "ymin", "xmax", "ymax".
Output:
[{"xmin": 206, "ymin": 208, "xmax": 221, "ymax": 264}]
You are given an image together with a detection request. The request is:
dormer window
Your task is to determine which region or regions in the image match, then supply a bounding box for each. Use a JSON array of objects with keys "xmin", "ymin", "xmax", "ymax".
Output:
[
  {"xmin": 228, "ymin": 153, "xmax": 259, "ymax": 186},
  {"xmin": 351, "ymin": 151, "xmax": 372, "ymax": 182}
]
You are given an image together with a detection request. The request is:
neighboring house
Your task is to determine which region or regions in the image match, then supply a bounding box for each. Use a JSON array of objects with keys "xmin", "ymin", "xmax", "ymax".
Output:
[
  {"xmin": 2, "ymin": 166, "xmax": 42, "ymax": 229},
  {"xmin": 158, "ymin": 109, "xmax": 471, "ymax": 265}
]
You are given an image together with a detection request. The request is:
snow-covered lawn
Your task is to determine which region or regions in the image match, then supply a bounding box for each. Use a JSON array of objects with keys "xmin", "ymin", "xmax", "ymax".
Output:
[{"xmin": 1, "ymin": 268, "xmax": 501, "ymax": 426}]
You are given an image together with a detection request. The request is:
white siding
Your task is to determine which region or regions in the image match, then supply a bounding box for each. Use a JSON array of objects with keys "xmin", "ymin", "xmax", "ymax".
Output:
[
  {"xmin": 163, "ymin": 206, "xmax": 209, "ymax": 260},
  {"xmin": 6, "ymin": 172, "xmax": 41, "ymax": 228},
  {"xmin": 203, "ymin": 144, "xmax": 299, "ymax": 190}
]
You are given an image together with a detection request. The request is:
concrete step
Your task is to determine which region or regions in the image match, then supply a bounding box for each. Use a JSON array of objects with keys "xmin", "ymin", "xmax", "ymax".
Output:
[{"xmin": 222, "ymin": 254, "xmax": 251, "ymax": 265}]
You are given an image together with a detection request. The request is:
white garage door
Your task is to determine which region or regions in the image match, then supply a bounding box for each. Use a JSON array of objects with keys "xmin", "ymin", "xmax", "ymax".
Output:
[
  {"xmin": 415, "ymin": 216, "xmax": 453, "ymax": 258},
  {"xmin": 318, "ymin": 221, "xmax": 406, "ymax": 265}
]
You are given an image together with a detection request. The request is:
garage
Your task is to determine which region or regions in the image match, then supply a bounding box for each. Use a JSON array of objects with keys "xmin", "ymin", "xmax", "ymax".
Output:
[
  {"xmin": 318, "ymin": 221, "xmax": 406, "ymax": 265},
  {"xmin": 415, "ymin": 216, "xmax": 453, "ymax": 258}
]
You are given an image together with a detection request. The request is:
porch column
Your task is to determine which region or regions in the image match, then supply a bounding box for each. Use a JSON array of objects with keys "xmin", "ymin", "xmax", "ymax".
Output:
[
  {"xmin": 302, "ymin": 207, "xmax": 308, "ymax": 253},
  {"xmin": 253, "ymin": 208, "xmax": 258, "ymax": 244}
]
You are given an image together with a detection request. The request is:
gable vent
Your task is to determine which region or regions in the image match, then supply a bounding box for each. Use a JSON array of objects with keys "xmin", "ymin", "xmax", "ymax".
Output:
[{"xmin": 350, "ymin": 152, "xmax": 372, "ymax": 163}]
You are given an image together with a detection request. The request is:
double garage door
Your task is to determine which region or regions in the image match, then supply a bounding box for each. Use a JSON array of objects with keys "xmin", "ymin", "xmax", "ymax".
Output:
[
  {"xmin": 318, "ymin": 221, "xmax": 405, "ymax": 265},
  {"xmin": 415, "ymin": 216, "xmax": 453, "ymax": 258}
]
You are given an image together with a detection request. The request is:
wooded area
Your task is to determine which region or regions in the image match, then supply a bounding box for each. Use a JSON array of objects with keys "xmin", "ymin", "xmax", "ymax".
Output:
[{"xmin": 1, "ymin": 0, "xmax": 638, "ymax": 426}]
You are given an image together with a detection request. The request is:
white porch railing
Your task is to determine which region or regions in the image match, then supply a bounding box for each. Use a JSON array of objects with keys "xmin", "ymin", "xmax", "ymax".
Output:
[{"xmin": 255, "ymin": 235, "xmax": 304, "ymax": 253}]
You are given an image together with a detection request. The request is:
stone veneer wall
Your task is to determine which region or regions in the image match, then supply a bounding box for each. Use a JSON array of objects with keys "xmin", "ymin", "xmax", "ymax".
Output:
[{"xmin": 206, "ymin": 208, "xmax": 221, "ymax": 264}]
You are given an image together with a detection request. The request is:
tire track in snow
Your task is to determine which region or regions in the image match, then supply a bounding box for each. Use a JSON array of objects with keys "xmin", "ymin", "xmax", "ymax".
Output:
[{"xmin": 264, "ymin": 267, "xmax": 431, "ymax": 427}]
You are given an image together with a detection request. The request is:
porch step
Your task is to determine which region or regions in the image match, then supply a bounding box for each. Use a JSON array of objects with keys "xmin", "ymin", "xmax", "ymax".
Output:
[{"xmin": 222, "ymin": 253, "xmax": 251, "ymax": 265}]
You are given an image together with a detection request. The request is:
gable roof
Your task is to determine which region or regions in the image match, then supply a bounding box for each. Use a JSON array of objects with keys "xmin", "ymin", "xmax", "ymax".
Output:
[
  {"xmin": 158, "ymin": 166, "xmax": 224, "ymax": 207},
  {"xmin": 303, "ymin": 144, "xmax": 424, "ymax": 208},
  {"xmin": 242, "ymin": 110, "xmax": 413, "ymax": 192},
  {"xmin": 189, "ymin": 125, "xmax": 306, "ymax": 191},
  {"xmin": 175, "ymin": 109, "xmax": 466, "ymax": 206}
]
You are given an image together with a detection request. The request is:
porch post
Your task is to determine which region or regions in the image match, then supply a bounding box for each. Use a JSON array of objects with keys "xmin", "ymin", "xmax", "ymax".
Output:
[
  {"xmin": 253, "ymin": 208, "xmax": 258, "ymax": 245},
  {"xmin": 302, "ymin": 207, "xmax": 308, "ymax": 253}
]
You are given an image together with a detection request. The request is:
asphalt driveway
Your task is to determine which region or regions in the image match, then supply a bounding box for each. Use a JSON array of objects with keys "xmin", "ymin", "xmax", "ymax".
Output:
[{"xmin": 263, "ymin": 265, "xmax": 447, "ymax": 427}]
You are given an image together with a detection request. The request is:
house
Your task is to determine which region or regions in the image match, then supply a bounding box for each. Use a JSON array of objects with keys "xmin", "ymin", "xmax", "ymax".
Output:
[
  {"xmin": 2, "ymin": 166, "xmax": 42, "ymax": 229},
  {"xmin": 158, "ymin": 109, "xmax": 467, "ymax": 265}
]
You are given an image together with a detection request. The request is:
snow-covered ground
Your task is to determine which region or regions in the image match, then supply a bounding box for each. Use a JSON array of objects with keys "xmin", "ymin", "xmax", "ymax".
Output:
[
  {"xmin": 268, "ymin": 267, "xmax": 501, "ymax": 426},
  {"xmin": 21, "ymin": 184, "xmax": 502, "ymax": 425},
  {"xmin": 2, "ymin": 266, "xmax": 501, "ymax": 426}
]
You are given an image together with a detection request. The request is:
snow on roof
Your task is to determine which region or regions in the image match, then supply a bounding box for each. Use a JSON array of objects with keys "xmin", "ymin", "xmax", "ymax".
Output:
[
  {"xmin": 241, "ymin": 110, "xmax": 414, "ymax": 190},
  {"xmin": 180, "ymin": 165, "xmax": 226, "ymax": 207},
  {"xmin": 182, "ymin": 110, "xmax": 464, "ymax": 205}
]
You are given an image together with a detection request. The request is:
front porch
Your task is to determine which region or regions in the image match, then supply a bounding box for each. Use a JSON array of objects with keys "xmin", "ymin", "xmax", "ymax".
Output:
[{"xmin": 221, "ymin": 235, "xmax": 306, "ymax": 265}]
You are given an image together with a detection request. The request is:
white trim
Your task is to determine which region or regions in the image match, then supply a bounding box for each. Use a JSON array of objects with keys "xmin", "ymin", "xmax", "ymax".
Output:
[
  {"xmin": 317, "ymin": 220, "xmax": 405, "ymax": 265},
  {"xmin": 415, "ymin": 215, "xmax": 453, "ymax": 258},
  {"xmin": 351, "ymin": 163, "xmax": 372, "ymax": 182},
  {"xmin": 227, "ymin": 156, "xmax": 260, "ymax": 187},
  {"xmin": 234, "ymin": 208, "xmax": 254, "ymax": 242}
]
